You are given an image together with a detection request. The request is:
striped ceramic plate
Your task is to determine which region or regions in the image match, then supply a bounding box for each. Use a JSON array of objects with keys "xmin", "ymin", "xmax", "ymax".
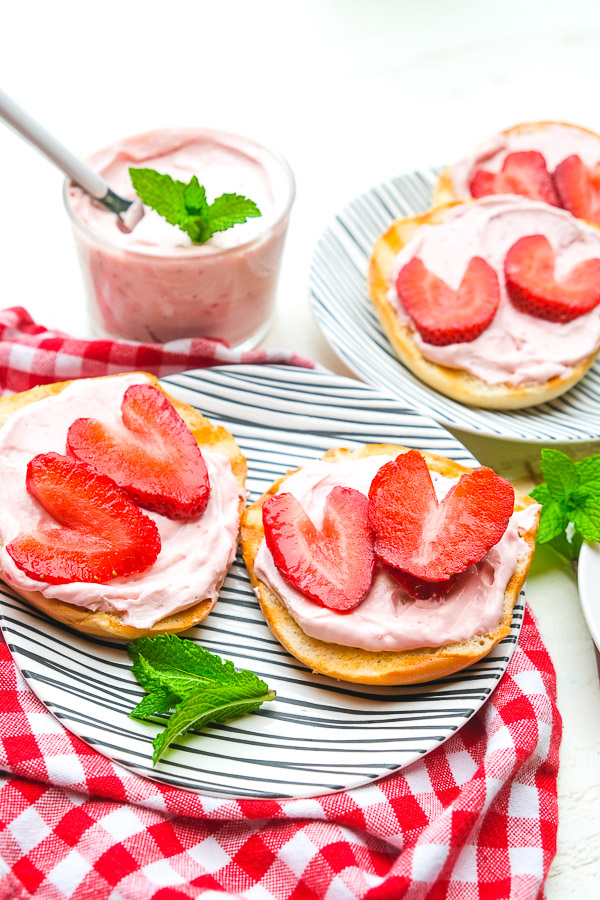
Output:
[
  {"xmin": 0, "ymin": 366, "xmax": 524, "ymax": 799},
  {"xmin": 310, "ymin": 166, "xmax": 600, "ymax": 441}
]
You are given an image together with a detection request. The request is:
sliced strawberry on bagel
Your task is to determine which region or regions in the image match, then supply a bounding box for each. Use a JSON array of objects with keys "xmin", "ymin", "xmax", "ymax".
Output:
[
  {"xmin": 67, "ymin": 383, "xmax": 210, "ymax": 520},
  {"xmin": 504, "ymin": 234, "xmax": 600, "ymax": 323},
  {"xmin": 554, "ymin": 154, "xmax": 600, "ymax": 225},
  {"xmin": 262, "ymin": 486, "xmax": 375, "ymax": 611},
  {"xmin": 6, "ymin": 453, "xmax": 161, "ymax": 585},
  {"xmin": 368, "ymin": 451, "xmax": 514, "ymax": 582},
  {"xmin": 469, "ymin": 151, "xmax": 560, "ymax": 205},
  {"xmin": 387, "ymin": 566, "xmax": 456, "ymax": 600},
  {"xmin": 396, "ymin": 255, "xmax": 500, "ymax": 346}
]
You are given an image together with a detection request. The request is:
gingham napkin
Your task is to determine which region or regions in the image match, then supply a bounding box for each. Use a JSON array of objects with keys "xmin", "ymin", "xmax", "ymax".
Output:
[{"xmin": 0, "ymin": 307, "xmax": 561, "ymax": 899}]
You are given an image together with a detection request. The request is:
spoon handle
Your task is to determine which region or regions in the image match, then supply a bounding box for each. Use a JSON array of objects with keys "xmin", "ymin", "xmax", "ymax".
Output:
[{"xmin": 0, "ymin": 89, "xmax": 107, "ymax": 199}]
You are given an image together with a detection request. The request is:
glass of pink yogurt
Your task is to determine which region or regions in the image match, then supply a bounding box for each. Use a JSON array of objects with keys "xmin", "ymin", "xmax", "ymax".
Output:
[{"xmin": 64, "ymin": 128, "xmax": 295, "ymax": 348}]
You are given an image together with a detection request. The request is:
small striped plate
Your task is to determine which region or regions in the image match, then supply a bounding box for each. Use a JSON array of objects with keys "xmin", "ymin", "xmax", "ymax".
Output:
[
  {"xmin": 310, "ymin": 167, "xmax": 600, "ymax": 441},
  {"xmin": 0, "ymin": 366, "xmax": 524, "ymax": 799}
]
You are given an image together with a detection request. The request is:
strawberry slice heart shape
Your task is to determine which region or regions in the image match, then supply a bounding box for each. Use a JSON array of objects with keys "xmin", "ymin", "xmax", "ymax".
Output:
[
  {"xmin": 262, "ymin": 486, "xmax": 375, "ymax": 611},
  {"xmin": 67, "ymin": 383, "xmax": 210, "ymax": 520},
  {"xmin": 368, "ymin": 451, "xmax": 514, "ymax": 581},
  {"xmin": 469, "ymin": 150, "xmax": 560, "ymax": 205},
  {"xmin": 554, "ymin": 154, "xmax": 600, "ymax": 225},
  {"xmin": 6, "ymin": 453, "xmax": 161, "ymax": 585},
  {"xmin": 396, "ymin": 256, "xmax": 500, "ymax": 346},
  {"xmin": 504, "ymin": 234, "xmax": 600, "ymax": 323}
]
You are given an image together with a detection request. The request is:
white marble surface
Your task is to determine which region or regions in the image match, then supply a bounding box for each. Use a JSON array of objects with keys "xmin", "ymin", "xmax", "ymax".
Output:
[{"xmin": 2, "ymin": 1, "xmax": 600, "ymax": 895}]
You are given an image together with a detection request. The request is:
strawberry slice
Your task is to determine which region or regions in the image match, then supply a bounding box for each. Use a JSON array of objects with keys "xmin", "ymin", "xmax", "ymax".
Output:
[
  {"xmin": 6, "ymin": 453, "xmax": 161, "ymax": 585},
  {"xmin": 368, "ymin": 452, "xmax": 514, "ymax": 581},
  {"xmin": 469, "ymin": 151, "xmax": 560, "ymax": 205},
  {"xmin": 262, "ymin": 486, "xmax": 375, "ymax": 611},
  {"xmin": 504, "ymin": 234, "xmax": 600, "ymax": 323},
  {"xmin": 396, "ymin": 256, "xmax": 500, "ymax": 345},
  {"xmin": 554, "ymin": 154, "xmax": 600, "ymax": 224},
  {"xmin": 387, "ymin": 567, "xmax": 456, "ymax": 600},
  {"xmin": 67, "ymin": 384, "xmax": 210, "ymax": 520}
]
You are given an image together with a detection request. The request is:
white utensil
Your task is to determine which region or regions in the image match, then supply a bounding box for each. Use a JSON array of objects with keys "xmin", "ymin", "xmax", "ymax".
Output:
[{"xmin": 0, "ymin": 89, "xmax": 143, "ymax": 230}]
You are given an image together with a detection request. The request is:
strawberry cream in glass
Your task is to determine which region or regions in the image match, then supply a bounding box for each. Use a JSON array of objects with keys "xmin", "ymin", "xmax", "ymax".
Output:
[{"xmin": 64, "ymin": 128, "xmax": 295, "ymax": 348}]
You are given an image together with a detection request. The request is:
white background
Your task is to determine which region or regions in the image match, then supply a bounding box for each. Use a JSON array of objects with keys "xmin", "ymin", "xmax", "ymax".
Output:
[{"xmin": 2, "ymin": 1, "xmax": 600, "ymax": 894}]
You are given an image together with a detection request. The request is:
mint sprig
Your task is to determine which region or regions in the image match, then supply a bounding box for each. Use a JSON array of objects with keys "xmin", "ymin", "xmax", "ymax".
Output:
[
  {"xmin": 128, "ymin": 634, "xmax": 275, "ymax": 764},
  {"xmin": 530, "ymin": 449, "xmax": 600, "ymax": 561},
  {"xmin": 129, "ymin": 168, "xmax": 261, "ymax": 244}
]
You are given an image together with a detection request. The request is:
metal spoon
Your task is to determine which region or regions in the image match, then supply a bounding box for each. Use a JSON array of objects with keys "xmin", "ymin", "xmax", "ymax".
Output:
[{"xmin": 0, "ymin": 89, "xmax": 143, "ymax": 230}]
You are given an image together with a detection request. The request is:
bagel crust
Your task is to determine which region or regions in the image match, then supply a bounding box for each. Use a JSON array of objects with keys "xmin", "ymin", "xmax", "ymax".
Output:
[
  {"xmin": 367, "ymin": 202, "xmax": 598, "ymax": 409},
  {"xmin": 0, "ymin": 373, "xmax": 247, "ymax": 641},
  {"xmin": 241, "ymin": 445, "xmax": 539, "ymax": 686}
]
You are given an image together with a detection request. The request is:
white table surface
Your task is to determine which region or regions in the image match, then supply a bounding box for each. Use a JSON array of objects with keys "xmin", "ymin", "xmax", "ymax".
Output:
[{"xmin": 2, "ymin": 1, "xmax": 600, "ymax": 895}]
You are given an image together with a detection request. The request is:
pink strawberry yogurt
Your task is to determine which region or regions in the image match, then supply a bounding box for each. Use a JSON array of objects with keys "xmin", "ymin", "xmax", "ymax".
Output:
[
  {"xmin": 65, "ymin": 129, "xmax": 295, "ymax": 347},
  {"xmin": 0, "ymin": 374, "xmax": 244, "ymax": 629},
  {"xmin": 449, "ymin": 122, "xmax": 600, "ymax": 199},
  {"xmin": 388, "ymin": 196, "xmax": 600, "ymax": 385},
  {"xmin": 253, "ymin": 455, "xmax": 538, "ymax": 653}
]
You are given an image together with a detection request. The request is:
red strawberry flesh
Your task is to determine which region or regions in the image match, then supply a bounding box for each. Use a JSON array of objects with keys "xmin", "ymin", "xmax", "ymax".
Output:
[
  {"xmin": 469, "ymin": 151, "xmax": 560, "ymax": 205},
  {"xmin": 396, "ymin": 255, "xmax": 500, "ymax": 345},
  {"xmin": 67, "ymin": 384, "xmax": 210, "ymax": 520},
  {"xmin": 504, "ymin": 234, "xmax": 600, "ymax": 323},
  {"xmin": 368, "ymin": 451, "xmax": 514, "ymax": 581},
  {"xmin": 6, "ymin": 453, "xmax": 161, "ymax": 584},
  {"xmin": 262, "ymin": 486, "xmax": 375, "ymax": 611},
  {"xmin": 387, "ymin": 566, "xmax": 457, "ymax": 600},
  {"xmin": 554, "ymin": 154, "xmax": 600, "ymax": 225}
]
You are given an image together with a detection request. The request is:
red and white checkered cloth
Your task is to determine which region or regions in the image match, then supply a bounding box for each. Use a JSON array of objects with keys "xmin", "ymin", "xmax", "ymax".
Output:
[
  {"xmin": 0, "ymin": 307, "xmax": 313, "ymax": 397},
  {"xmin": 0, "ymin": 307, "xmax": 562, "ymax": 899}
]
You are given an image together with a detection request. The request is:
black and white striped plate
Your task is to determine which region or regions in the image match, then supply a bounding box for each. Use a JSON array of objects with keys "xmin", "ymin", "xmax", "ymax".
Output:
[
  {"xmin": 310, "ymin": 166, "xmax": 600, "ymax": 441},
  {"xmin": 0, "ymin": 366, "xmax": 524, "ymax": 799}
]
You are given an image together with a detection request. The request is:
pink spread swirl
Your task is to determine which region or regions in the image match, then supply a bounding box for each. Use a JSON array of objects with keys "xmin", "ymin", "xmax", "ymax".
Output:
[
  {"xmin": 449, "ymin": 123, "xmax": 600, "ymax": 199},
  {"xmin": 0, "ymin": 375, "xmax": 243, "ymax": 629},
  {"xmin": 388, "ymin": 196, "xmax": 600, "ymax": 385},
  {"xmin": 254, "ymin": 455, "xmax": 538, "ymax": 653}
]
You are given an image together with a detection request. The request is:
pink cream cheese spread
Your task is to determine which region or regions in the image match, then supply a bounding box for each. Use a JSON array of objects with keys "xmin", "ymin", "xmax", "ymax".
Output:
[
  {"xmin": 253, "ymin": 455, "xmax": 538, "ymax": 653},
  {"xmin": 449, "ymin": 123, "xmax": 600, "ymax": 199},
  {"xmin": 0, "ymin": 374, "xmax": 243, "ymax": 629},
  {"xmin": 388, "ymin": 196, "xmax": 600, "ymax": 385},
  {"xmin": 66, "ymin": 129, "xmax": 295, "ymax": 346}
]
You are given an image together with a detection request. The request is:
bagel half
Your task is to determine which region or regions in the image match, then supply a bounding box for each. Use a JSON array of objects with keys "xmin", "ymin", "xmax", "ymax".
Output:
[
  {"xmin": 434, "ymin": 120, "xmax": 600, "ymax": 205},
  {"xmin": 368, "ymin": 202, "xmax": 598, "ymax": 409},
  {"xmin": 0, "ymin": 373, "xmax": 247, "ymax": 641},
  {"xmin": 241, "ymin": 444, "xmax": 539, "ymax": 686}
]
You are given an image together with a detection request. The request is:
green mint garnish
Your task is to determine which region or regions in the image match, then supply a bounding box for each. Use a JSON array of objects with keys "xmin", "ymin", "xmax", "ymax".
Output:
[
  {"xmin": 129, "ymin": 168, "xmax": 261, "ymax": 244},
  {"xmin": 128, "ymin": 634, "xmax": 275, "ymax": 765},
  {"xmin": 530, "ymin": 449, "xmax": 600, "ymax": 562}
]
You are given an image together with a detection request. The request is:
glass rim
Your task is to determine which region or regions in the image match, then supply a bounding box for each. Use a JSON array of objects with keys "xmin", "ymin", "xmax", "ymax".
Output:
[{"xmin": 62, "ymin": 127, "xmax": 296, "ymax": 259}]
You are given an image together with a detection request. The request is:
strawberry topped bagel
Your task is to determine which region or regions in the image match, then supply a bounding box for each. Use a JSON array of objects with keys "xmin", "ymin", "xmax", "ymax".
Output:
[
  {"xmin": 435, "ymin": 121, "xmax": 600, "ymax": 222},
  {"xmin": 368, "ymin": 195, "xmax": 600, "ymax": 408},
  {"xmin": 242, "ymin": 445, "xmax": 539, "ymax": 685},
  {"xmin": 0, "ymin": 373, "xmax": 246, "ymax": 639}
]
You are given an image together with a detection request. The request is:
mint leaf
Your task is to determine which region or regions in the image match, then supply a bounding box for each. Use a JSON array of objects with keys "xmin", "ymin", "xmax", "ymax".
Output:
[
  {"xmin": 152, "ymin": 684, "xmax": 275, "ymax": 764},
  {"xmin": 575, "ymin": 454, "xmax": 600, "ymax": 484},
  {"xmin": 129, "ymin": 168, "xmax": 261, "ymax": 245},
  {"xmin": 572, "ymin": 495, "xmax": 600, "ymax": 542},
  {"xmin": 207, "ymin": 193, "xmax": 261, "ymax": 234},
  {"xmin": 129, "ymin": 687, "xmax": 179, "ymax": 719},
  {"xmin": 539, "ymin": 449, "xmax": 578, "ymax": 501},
  {"xmin": 547, "ymin": 530, "xmax": 582, "ymax": 563},
  {"xmin": 536, "ymin": 499, "xmax": 569, "ymax": 543},
  {"xmin": 128, "ymin": 635, "xmax": 275, "ymax": 764},
  {"xmin": 530, "ymin": 483, "xmax": 550, "ymax": 505},
  {"xmin": 129, "ymin": 168, "xmax": 187, "ymax": 227},
  {"xmin": 183, "ymin": 176, "xmax": 208, "ymax": 216}
]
